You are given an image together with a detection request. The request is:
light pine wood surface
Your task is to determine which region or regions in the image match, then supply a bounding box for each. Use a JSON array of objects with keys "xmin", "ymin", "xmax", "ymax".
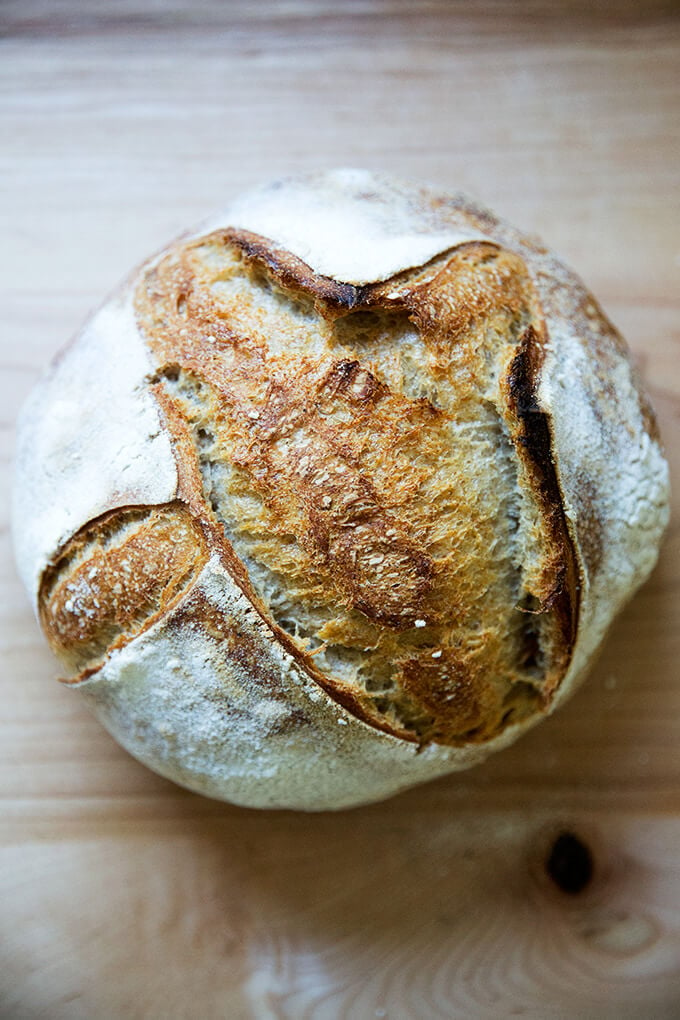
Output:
[{"xmin": 1, "ymin": 3, "xmax": 679, "ymax": 1017}]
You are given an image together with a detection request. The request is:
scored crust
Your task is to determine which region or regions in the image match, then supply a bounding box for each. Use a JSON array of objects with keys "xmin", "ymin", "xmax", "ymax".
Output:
[
  {"xmin": 132, "ymin": 230, "xmax": 576, "ymax": 748},
  {"xmin": 13, "ymin": 170, "xmax": 670, "ymax": 809}
]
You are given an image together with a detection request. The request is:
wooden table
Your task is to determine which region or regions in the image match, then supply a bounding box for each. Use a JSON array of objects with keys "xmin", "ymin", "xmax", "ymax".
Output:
[{"xmin": 2, "ymin": 3, "xmax": 679, "ymax": 1016}]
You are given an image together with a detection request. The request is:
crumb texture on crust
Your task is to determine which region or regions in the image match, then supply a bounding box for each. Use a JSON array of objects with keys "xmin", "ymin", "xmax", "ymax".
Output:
[{"xmin": 133, "ymin": 228, "xmax": 579, "ymax": 746}]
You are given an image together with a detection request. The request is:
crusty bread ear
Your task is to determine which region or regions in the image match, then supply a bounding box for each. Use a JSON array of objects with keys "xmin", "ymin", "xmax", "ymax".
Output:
[
  {"xmin": 39, "ymin": 504, "xmax": 208, "ymax": 676},
  {"xmin": 13, "ymin": 171, "xmax": 670, "ymax": 810}
]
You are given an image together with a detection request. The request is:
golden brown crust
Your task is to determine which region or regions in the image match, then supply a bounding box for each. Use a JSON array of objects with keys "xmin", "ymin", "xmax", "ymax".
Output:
[
  {"xmin": 127, "ymin": 228, "xmax": 579, "ymax": 746},
  {"xmin": 39, "ymin": 503, "xmax": 208, "ymax": 677},
  {"xmin": 34, "ymin": 219, "xmax": 581, "ymax": 747}
]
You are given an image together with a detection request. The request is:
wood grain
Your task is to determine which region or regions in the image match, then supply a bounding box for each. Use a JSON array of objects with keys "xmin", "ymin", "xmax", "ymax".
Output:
[{"xmin": 1, "ymin": 2, "xmax": 679, "ymax": 1016}]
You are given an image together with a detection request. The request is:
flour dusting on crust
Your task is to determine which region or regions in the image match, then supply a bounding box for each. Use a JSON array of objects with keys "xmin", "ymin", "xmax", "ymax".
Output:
[{"xmin": 12, "ymin": 171, "xmax": 670, "ymax": 810}]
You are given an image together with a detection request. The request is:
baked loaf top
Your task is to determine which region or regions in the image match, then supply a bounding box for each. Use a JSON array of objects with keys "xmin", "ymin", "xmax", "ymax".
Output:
[{"xmin": 13, "ymin": 170, "xmax": 670, "ymax": 809}]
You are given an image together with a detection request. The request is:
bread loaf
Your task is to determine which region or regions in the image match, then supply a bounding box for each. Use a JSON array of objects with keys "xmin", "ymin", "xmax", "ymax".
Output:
[{"xmin": 13, "ymin": 170, "xmax": 670, "ymax": 809}]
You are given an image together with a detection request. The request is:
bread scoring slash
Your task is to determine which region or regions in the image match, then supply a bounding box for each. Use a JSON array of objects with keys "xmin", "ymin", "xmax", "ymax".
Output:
[{"xmin": 13, "ymin": 170, "xmax": 670, "ymax": 810}]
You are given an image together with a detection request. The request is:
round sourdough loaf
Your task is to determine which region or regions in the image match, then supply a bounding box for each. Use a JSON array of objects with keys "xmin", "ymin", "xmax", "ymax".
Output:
[{"xmin": 13, "ymin": 170, "xmax": 670, "ymax": 810}]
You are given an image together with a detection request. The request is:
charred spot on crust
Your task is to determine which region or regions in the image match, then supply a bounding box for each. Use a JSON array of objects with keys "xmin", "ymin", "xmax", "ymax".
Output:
[
  {"xmin": 39, "ymin": 503, "xmax": 209, "ymax": 679},
  {"xmin": 506, "ymin": 326, "xmax": 553, "ymax": 469},
  {"xmin": 223, "ymin": 228, "xmax": 372, "ymax": 312},
  {"xmin": 505, "ymin": 326, "xmax": 580, "ymax": 666}
]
